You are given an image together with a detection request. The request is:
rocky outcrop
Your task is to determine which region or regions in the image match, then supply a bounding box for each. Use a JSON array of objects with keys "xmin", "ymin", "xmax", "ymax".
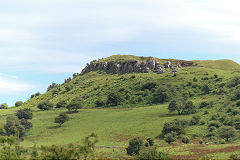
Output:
[{"xmin": 80, "ymin": 57, "xmax": 194, "ymax": 75}]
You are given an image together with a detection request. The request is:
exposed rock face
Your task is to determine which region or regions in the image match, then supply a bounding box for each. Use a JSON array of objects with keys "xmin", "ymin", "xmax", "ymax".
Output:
[{"xmin": 80, "ymin": 57, "xmax": 194, "ymax": 75}]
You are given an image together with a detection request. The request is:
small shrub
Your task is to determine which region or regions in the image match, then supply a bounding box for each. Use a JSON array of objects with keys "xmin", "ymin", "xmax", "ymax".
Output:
[
  {"xmin": 135, "ymin": 146, "xmax": 172, "ymax": 160},
  {"xmin": 95, "ymin": 99, "xmax": 105, "ymax": 107},
  {"xmin": 208, "ymin": 121, "xmax": 221, "ymax": 128},
  {"xmin": 230, "ymin": 153, "xmax": 240, "ymax": 160},
  {"xmin": 126, "ymin": 137, "xmax": 143, "ymax": 156},
  {"xmin": 200, "ymin": 101, "xmax": 209, "ymax": 108},
  {"xmin": 200, "ymin": 120, "xmax": 206, "ymax": 125},
  {"xmin": 0, "ymin": 103, "xmax": 8, "ymax": 109},
  {"xmin": 164, "ymin": 132, "xmax": 177, "ymax": 144},
  {"xmin": 181, "ymin": 136, "xmax": 190, "ymax": 144}
]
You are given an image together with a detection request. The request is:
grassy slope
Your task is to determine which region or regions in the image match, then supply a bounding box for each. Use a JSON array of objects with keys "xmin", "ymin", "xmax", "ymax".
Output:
[{"xmin": 1, "ymin": 55, "xmax": 240, "ymax": 159}]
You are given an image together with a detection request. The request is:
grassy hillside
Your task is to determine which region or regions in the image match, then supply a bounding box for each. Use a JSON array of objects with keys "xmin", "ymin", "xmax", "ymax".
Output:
[{"xmin": 1, "ymin": 55, "xmax": 240, "ymax": 159}]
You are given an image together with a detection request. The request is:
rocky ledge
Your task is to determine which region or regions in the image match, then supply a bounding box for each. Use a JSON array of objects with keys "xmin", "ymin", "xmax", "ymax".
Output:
[{"xmin": 81, "ymin": 57, "xmax": 194, "ymax": 75}]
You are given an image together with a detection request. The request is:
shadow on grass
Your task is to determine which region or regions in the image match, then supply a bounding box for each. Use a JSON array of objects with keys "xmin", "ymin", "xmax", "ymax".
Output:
[{"xmin": 48, "ymin": 125, "xmax": 60, "ymax": 129}]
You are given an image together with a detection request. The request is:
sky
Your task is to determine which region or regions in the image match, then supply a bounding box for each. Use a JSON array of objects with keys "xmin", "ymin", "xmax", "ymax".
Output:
[{"xmin": 1, "ymin": 0, "xmax": 240, "ymax": 106}]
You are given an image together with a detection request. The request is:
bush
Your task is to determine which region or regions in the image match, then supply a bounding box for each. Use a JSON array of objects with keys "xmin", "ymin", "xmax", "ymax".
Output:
[
  {"xmin": 146, "ymin": 138, "xmax": 154, "ymax": 146},
  {"xmin": 15, "ymin": 101, "xmax": 23, "ymax": 107},
  {"xmin": 135, "ymin": 146, "xmax": 172, "ymax": 160},
  {"xmin": 67, "ymin": 97, "xmax": 84, "ymax": 112},
  {"xmin": 202, "ymin": 84, "xmax": 210, "ymax": 94},
  {"xmin": 199, "ymin": 101, "xmax": 209, "ymax": 108},
  {"xmin": 38, "ymin": 101, "xmax": 54, "ymax": 110},
  {"xmin": 164, "ymin": 132, "xmax": 177, "ymax": 144},
  {"xmin": 227, "ymin": 76, "xmax": 240, "ymax": 88},
  {"xmin": 106, "ymin": 93, "xmax": 122, "ymax": 106},
  {"xmin": 0, "ymin": 103, "xmax": 8, "ymax": 109},
  {"xmin": 230, "ymin": 153, "xmax": 240, "ymax": 160},
  {"xmin": 16, "ymin": 108, "xmax": 33, "ymax": 120},
  {"xmin": 208, "ymin": 121, "xmax": 221, "ymax": 128},
  {"xmin": 181, "ymin": 136, "xmax": 190, "ymax": 144},
  {"xmin": 126, "ymin": 137, "xmax": 143, "ymax": 156},
  {"xmin": 95, "ymin": 99, "xmax": 105, "ymax": 107},
  {"xmin": 189, "ymin": 115, "xmax": 201, "ymax": 125},
  {"xmin": 200, "ymin": 120, "xmax": 206, "ymax": 125}
]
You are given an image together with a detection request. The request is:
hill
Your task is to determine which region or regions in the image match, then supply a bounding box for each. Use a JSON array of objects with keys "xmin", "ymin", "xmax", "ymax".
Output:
[{"xmin": 2, "ymin": 54, "xmax": 240, "ymax": 159}]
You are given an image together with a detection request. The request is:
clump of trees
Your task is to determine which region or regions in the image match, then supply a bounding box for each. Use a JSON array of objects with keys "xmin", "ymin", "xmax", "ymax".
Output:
[{"xmin": 168, "ymin": 100, "xmax": 196, "ymax": 115}]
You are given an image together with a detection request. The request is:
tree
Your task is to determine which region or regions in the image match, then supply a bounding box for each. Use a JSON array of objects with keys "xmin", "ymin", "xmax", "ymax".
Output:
[
  {"xmin": 54, "ymin": 113, "xmax": 69, "ymax": 127},
  {"xmin": 126, "ymin": 137, "xmax": 143, "ymax": 156},
  {"xmin": 56, "ymin": 100, "xmax": 68, "ymax": 108},
  {"xmin": 16, "ymin": 108, "xmax": 33, "ymax": 120},
  {"xmin": 168, "ymin": 100, "xmax": 196, "ymax": 115},
  {"xmin": 67, "ymin": 97, "xmax": 84, "ymax": 112},
  {"xmin": 0, "ymin": 103, "xmax": 8, "ymax": 109},
  {"xmin": 35, "ymin": 92, "xmax": 41, "ymax": 97},
  {"xmin": 164, "ymin": 132, "xmax": 177, "ymax": 144},
  {"xmin": 218, "ymin": 126, "xmax": 238, "ymax": 142},
  {"xmin": 47, "ymin": 83, "xmax": 59, "ymax": 91},
  {"xmin": 202, "ymin": 84, "xmax": 210, "ymax": 94},
  {"xmin": 106, "ymin": 93, "xmax": 122, "ymax": 106},
  {"xmin": 15, "ymin": 101, "xmax": 23, "ymax": 107},
  {"xmin": 168, "ymin": 100, "xmax": 178, "ymax": 113},
  {"xmin": 162, "ymin": 119, "xmax": 187, "ymax": 136},
  {"xmin": 38, "ymin": 101, "xmax": 54, "ymax": 110},
  {"xmin": 4, "ymin": 116, "xmax": 25, "ymax": 138}
]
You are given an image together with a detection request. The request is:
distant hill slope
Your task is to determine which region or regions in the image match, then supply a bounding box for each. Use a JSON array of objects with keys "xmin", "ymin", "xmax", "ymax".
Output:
[
  {"xmin": 20, "ymin": 54, "xmax": 240, "ymax": 109},
  {"xmin": 193, "ymin": 59, "xmax": 240, "ymax": 70}
]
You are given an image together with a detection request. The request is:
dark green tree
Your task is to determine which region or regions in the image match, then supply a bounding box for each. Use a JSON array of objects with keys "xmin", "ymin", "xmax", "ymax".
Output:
[
  {"xmin": 16, "ymin": 108, "xmax": 33, "ymax": 120},
  {"xmin": 54, "ymin": 113, "xmax": 69, "ymax": 127},
  {"xmin": 162, "ymin": 119, "xmax": 187, "ymax": 136},
  {"xmin": 218, "ymin": 126, "xmax": 237, "ymax": 142},
  {"xmin": 38, "ymin": 101, "xmax": 54, "ymax": 110},
  {"xmin": 4, "ymin": 116, "xmax": 25, "ymax": 138},
  {"xmin": 15, "ymin": 101, "xmax": 23, "ymax": 107}
]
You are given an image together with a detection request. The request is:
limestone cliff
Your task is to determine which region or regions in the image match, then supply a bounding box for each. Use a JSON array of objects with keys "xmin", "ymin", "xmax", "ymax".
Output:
[{"xmin": 80, "ymin": 56, "xmax": 194, "ymax": 75}]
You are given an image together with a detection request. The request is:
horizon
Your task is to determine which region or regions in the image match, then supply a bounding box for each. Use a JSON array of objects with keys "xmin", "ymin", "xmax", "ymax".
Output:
[{"xmin": 2, "ymin": 0, "xmax": 240, "ymax": 105}]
